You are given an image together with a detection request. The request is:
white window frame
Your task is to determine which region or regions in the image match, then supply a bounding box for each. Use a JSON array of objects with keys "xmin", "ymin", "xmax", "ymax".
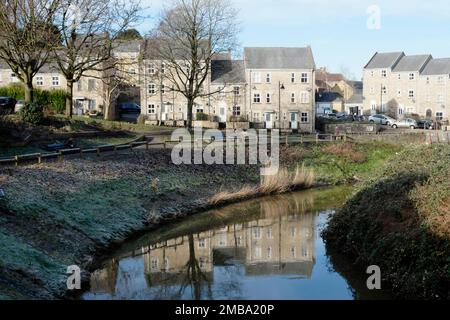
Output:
[
  {"xmin": 36, "ymin": 76, "xmax": 44, "ymax": 86},
  {"xmin": 301, "ymin": 112, "xmax": 309, "ymax": 123},
  {"xmin": 291, "ymin": 92, "xmax": 296, "ymax": 103},
  {"xmin": 253, "ymin": 93, "xmax": 261, "ymax": 103},
  {"xmin": 266, "ymin": 93, "xmax": 271, "ymax": 103},
  {"xmin": 381, "ymin": 70, "xmax": 387, "ymax": 78},
  {"xmin": 300, "ymin": 91, "xmax": 309, "ymax": 104},
  {"xmin": 408, "ymin": 90, "xmax": 415, "ymax": 98},
  {"xmin": 301, "ymin": 73, "xmax": 308, "ymax": 83},
  {"xmin": 252, "ymin": 72, "xmax": 261, "ymax": 83},
  {"xmin": 291, "ymin": 73, "xmax": 296, "ymax": 83},
  {"xmin": 148, "ymin": 83, "xmax": 156, "ymax": 95},
  {"xmin": 148, "ymin": 63, "xmax": 155, "ymax": 75},
  {"xmin": 51, "ymin": 75, "xmax": 60, "ymax": 87},
  {"xmin": 148, "ymin": 104, "xmax": 155, "ymax": 114},
  {"xmin": 265, "ymin": 73, "xmax": 271, "ymax": 83}
]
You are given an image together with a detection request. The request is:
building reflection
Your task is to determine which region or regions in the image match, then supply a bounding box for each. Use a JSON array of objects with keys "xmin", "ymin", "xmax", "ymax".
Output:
[{"xmin": 88, "ymin": 192, "xmax": 316, "ymax": 298}]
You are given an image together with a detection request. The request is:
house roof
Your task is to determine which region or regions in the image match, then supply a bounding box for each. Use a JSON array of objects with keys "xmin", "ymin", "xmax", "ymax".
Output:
[
  {"xmin": 212, "ymin": 52, "xmax": 232, "ymax": 61},
  {"xmin": 346, "ymin": 93, "xmax": 363, "ymax": 104},
  {"xmin": 422, "ymin": 58, "xmax": 450, "ymax": 75},
  {"xmin": 113, "ymin": 40, "xmax": 142, "ymax": 53},
  {"xmin": 211, "ymin": 60, "xmax": 245, "ymax": 84},
  {"xmin": 316, "ymin": 70, "xmax": 344, "ymax": 82},
  {"xmin": 315, "ymin": 92, "xmax": 343, "ymax": 103},
  {"xmin": 364, "ymin": 52, "xmax": 404, "ymax": 69},
  {"xmin": 244, "ymin": 47, "xmax": 315, "ymax": 70},
  {"xmin": 392, "ymin": 55, "xmax": 432, "ymax": 72}
]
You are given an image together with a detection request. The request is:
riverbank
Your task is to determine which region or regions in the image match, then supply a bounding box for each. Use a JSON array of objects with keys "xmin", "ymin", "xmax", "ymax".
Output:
[
  {"xmin": 0, "ymin": 141, "xmax": 400, "ymax": 299},
  {"xmin": 323, "ymin": 144, "xmax": 450, "ymax": 300}
]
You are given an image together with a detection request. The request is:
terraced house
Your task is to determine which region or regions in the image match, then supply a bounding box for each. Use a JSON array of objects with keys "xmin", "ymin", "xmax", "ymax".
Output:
[
  {"xmin": 363, "ymin": 52, "xmax": 450, "ymax": 121},
  {"xmin": 140, "ymin": 44, "xmax": 316, "ymax": 132}
]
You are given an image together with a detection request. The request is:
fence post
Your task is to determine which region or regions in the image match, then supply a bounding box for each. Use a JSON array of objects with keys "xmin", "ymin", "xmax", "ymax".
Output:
[
  {"xmin": 344, "ymin": 134, "xmax": 347, "ymax": 142},
  {"xmin": 14, "ymin": 155, "xmax": 18, "ymax": 167},
  {"xmin": 38, "ymin": 154, "xmax": 42, "ymax": 165},
  {"xmin": 300, "ymin": 135, "xmax": 304, "ymax": 144},
  {"xmin": 58, "ymin": 151, "xmax": 63, "ymax": 162},
  {"xmin": 285, "ymin": 135, "xmax": 289, "ymax": 146},
  {"xmin": 316, "ymin": 134, "xmax": 319, "ymax": 144},
  {"xmin": 146, "ymin": 141, "xmax": 149, "ymax": 150}
]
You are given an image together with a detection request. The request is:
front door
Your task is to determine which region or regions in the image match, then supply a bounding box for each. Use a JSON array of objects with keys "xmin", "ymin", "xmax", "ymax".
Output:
[
  {"xmin": 161, "ymin": 104, "xmax": 168, "ymax": 121},
  {"xmin": 290, "ymin": 112, "xmax": 298, "ymax": 129},
  {"xmin": 265, "ymin": 113, "xmax": 273, "ymax": 129}
]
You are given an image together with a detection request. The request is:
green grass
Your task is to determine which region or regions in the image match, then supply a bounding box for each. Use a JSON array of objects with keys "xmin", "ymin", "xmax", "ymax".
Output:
[{"xmin": 287, "ymin": 142, "xmax": 401, "ymax": 185}]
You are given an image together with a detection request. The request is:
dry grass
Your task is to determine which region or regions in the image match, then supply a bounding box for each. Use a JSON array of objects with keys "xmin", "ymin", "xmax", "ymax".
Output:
[
  {"xmin": 323, "ymin": 143, "xmax": 367, "ymax": 163},
  {"xmin": 210, "ymin": 165, "xmax": 314, "ymax": 206}
]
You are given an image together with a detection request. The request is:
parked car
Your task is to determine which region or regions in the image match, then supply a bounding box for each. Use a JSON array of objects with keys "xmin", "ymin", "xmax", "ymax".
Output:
[
  {"xmin": 324, "ymin": 113, "xmax": 338, "ymax": 119},
  {"xmin": 0, "ymin": 97, "xmax": 17, "ymax": 114},
  {"xmin": 14, "ymin": 100, "xmax": 25, "ymax": 113},
  {"xmin": 118, "ymin": 102, "xmax": 141, "ymax": 115},
  {"xmin": 368, "ymin": 114, "xmax": 396, "ymax": 125},
  {"xmin": 417, "ymin": 119, "xmax": 435, "ymax": 130},
  {"xmin": 391, "ymin": 118, "xmax": 418, "ymax": 129},
  {"xmin": 336, "ymin": 112, "xmax": 349, "ymax": 120}
]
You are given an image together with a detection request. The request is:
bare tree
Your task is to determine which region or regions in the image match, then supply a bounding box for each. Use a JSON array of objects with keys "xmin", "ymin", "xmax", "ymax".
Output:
[
  {"xmin": 0, "ymin": 0, "xmax": 60, "ymax": 103},
  {"xmin": 53, "ymin": 0, "xmax": 141, "ymax": 117},
  {"xmin": 152, "ymin": 0, "xmax": 240, "ymax": 128}
]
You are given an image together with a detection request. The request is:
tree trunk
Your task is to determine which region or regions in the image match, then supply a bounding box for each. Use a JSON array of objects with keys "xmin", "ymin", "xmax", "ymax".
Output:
[
  {"xmin": 24, "ymin": 82, "xmax": 33, "ymax": 104},
  {"xmin": 66, "ymin": 81, "xmax": 74, "ymax": 118},
  {"xmin": 187, "ymin": 98, "xmax": 194, "ymax": 129}
]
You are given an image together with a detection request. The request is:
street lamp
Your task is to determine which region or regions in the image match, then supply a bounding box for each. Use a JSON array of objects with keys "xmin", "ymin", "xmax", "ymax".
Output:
[{"xmin": 278, "ymin": 82, "xmax": 285, "ymax": 129}]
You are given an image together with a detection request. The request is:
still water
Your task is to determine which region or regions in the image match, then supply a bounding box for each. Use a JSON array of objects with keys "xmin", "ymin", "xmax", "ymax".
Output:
[{"xmin": 82, "ymin": 186, "xmax": 390, "ymax": 300}]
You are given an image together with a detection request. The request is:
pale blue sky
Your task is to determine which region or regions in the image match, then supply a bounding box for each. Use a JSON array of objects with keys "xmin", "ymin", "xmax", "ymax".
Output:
[{"xmin": 139, "ymin": 0, "xmax": 450, "ymax": 79}]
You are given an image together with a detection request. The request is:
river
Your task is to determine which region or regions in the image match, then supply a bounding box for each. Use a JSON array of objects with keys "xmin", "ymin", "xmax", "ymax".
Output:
[{"xmin": 81, "ymin": 186, "xmax": 391, "ymax": 300}]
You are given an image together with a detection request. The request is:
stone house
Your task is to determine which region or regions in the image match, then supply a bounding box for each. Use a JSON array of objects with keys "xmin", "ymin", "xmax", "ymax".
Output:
[
  {"xmin": 362, "ymin": 51, "xmax": 449, "ymax": 121},
  {"xmin": 244, "ymin": 47, "xmax": 316, "ymax": 132}
]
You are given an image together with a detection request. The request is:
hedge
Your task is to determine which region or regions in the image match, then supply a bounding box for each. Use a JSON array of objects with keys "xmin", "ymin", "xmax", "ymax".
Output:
[{"xmin": 0, "ymin": 84, "xmax": 67, "ymax": 114}]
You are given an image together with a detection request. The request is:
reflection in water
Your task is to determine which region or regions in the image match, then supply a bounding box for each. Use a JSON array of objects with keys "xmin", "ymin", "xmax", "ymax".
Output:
[{"xmin": 82, "ymin": 187, "xmax": 390, "ymax": 300}]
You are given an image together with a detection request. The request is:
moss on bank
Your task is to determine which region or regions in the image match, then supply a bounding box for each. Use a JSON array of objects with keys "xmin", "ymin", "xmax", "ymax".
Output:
[
  {"xmin": 0, "ymin": 142, "xmax": 399, "ymax": 299},
  {"xmin": 323, "ymin": 144, "xmax": 450, "ymax": 300}
]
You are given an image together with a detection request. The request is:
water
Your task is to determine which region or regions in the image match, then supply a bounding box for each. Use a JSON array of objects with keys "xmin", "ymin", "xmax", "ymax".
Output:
[{"xmin": 82, "ymin": 186, "xmax": 391, "ymax": 300}]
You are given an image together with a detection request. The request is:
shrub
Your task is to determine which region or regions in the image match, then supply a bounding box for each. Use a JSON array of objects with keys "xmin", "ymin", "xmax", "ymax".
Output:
[
  {"xmin": 19, "ymin": 102, "xmax": 44, "ymax": 125},
  {"xmin": 196, "ymin": 112, "xmax": 209, "ymax": 121}
]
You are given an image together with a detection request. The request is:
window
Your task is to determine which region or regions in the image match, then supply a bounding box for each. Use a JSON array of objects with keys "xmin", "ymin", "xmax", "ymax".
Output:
[
  {"xmin": 233, "ymin": 86, "xmax": 240, "ymax": 96},
  {"xmin": 300, "ymin": 92, "xmax": 309, "ymax": 103},
  {"xmin": 252, "ymin": 72, "xmax": 261, "ymax": 83},
  {"xmin": 436, "ymin": 112, "xmax": 444, "ymax": 121},
  {"xmin": 163, "ymin": 258, "xmax": 169, "ymax": 272},
  {"xmin": 302, "ymin": 246, "xmax": 309, "ymax": 258},
  {"xmin": 253, "ymin": 227, "xmax": 261, "ymax": 239},
  {"xmin": 290, "ymin": 227, "xmax": 297, "ymax": 237},
  {"xmin": 199, "ymin": 257, "xmax": 207, "ymax": 269},
  {"xmin": 408, "ymin": 90, "xmax": 415, "ymax": 98},
  {"xmin": 253, "ymin": 113, "xmax": 260, "ymax": 121},
  {"xmin": 88, "ymin": 99, "xmax": 96, "ymax": 110},
  {"xmin": 88, "ymin": 79, "xmax": 96, "ymax": 91},
  {"xmin": 266, "ymin": 93, "xmax": 271, "ymax": 103},
  {"xmin": 370, "ymin": 87, "xmax": 374, "ymax": 94},
  {"xmin": 291, "ymin": 73, "xmax": 296, "ymax": 83},
  {"xmin": 161, "ymin": 84, "xmax": 165, "ymax": 94},
  {"xmin": 267, "ymin": 247, "xmax": 272, "ymax": 259},
  {"xmin": 291, "ymin": 93, "xmax": 296, "ymax": 103},
  {"xmin": 266, "ymin": 73, "xmax": 271, "ymax": 83},
  {"xmin": 398, "ymin": 74, "xmax": 401, "ymax": 80},
  {"xmin": 148, "ymin": 63, "xmax": 155, "ymax": 74},
  {"xmin": 150, "ymin": 257, "xmax": 158, "ymax": 271},
  {"xmin": 397, "ymin": 89, "xmax": 401, "ymax": 97},
  {"xmin": 290, "ymin": 247, "xmax": 296, "ymax": 258},
  {"xmin": 301, "ymin": 73, "xmax": 308, "ymax": 83},
  {"xmin": 161, "ymin": 62, "xmax": 166, "ymax": 74},
  {"xmin": 148, "ymin": 104, "xmax": 155, "ymax": 114},
  {"xmin": 148, "ymin": 83, "xmax": 156, "ymax": 94},
  {"xmin": 253, "ymin": 93, "xmax": 261, "ymax": 103},
  {"xmin": 254, "ymin": 247, "xmax": 262, "ymax": 259},
  {"xmin": 11, "ymin": 73, "xmax": 18, "ymax": 82},
  {"xmin": 232, "ymin": 105, "xmax": 241, "ymax": 116},
  {"xmin": 198, "ymin": 238, "xmax": 206, "ymax": 248},
  {"xmin": 36, "ymin": 76, "xmax": 44, "ymax": 86},
  {"xmin": 426, "ymin": 77, "xmax": 430, "ymax": 84},
  {"xmin": 301, "ymin": 112, "xmax": 308, "ymax": 123},
  {"xmin": 267, "ymin": 228, "xmax": 273, "ymax": 239},
  {"xmin": 370, "ymin": 71, "xmax": 374, "ymax": 77},
  {"xmin": 409, "ymin": 73, "xmax": 415, "ymax": 80},
  {"xmin": 381, "ymin": 70, "xmax": 387, "ymax": 78},
  {"xmin": 236, "ymin": 236, "xmax": 242, "ymax": 246},
  {"xmin": 129, "ymin": 68, "xmax": 136, "ymax": 75},
  {"xmin": 438, "ymin": 76, "xmax": 444, "ymax": 85},
  {"xmin": 52, "ymin": 76, "xmax": 60, "ymax": 86},
  {"xmin": 382, "ymin": 86, "xmax": 387, "ymax": 94},
  {"xmin": 77, "ymin": 81, "xmax": 82, "ymax": 91}
]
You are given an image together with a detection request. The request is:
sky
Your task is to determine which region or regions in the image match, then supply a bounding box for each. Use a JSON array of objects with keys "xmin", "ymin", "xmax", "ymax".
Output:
[{"xmin": 139, "ymin": 0, "xmax": 450, "ymax": 79}]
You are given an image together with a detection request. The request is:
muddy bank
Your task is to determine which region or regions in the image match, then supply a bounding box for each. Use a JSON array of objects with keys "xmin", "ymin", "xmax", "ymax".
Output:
[{"xmin": 0, "ymin": 142, "xmax": 400, "ymax": 299}]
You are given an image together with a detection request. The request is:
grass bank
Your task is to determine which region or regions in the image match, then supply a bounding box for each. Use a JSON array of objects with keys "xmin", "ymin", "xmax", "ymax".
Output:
[
  {"xmin": 323, "ymin": 144, "xmax": 450, "ymax": 299},
  {"xmin": 0, "ymin": 141, "xmax": 400, "ymax": 299}
]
